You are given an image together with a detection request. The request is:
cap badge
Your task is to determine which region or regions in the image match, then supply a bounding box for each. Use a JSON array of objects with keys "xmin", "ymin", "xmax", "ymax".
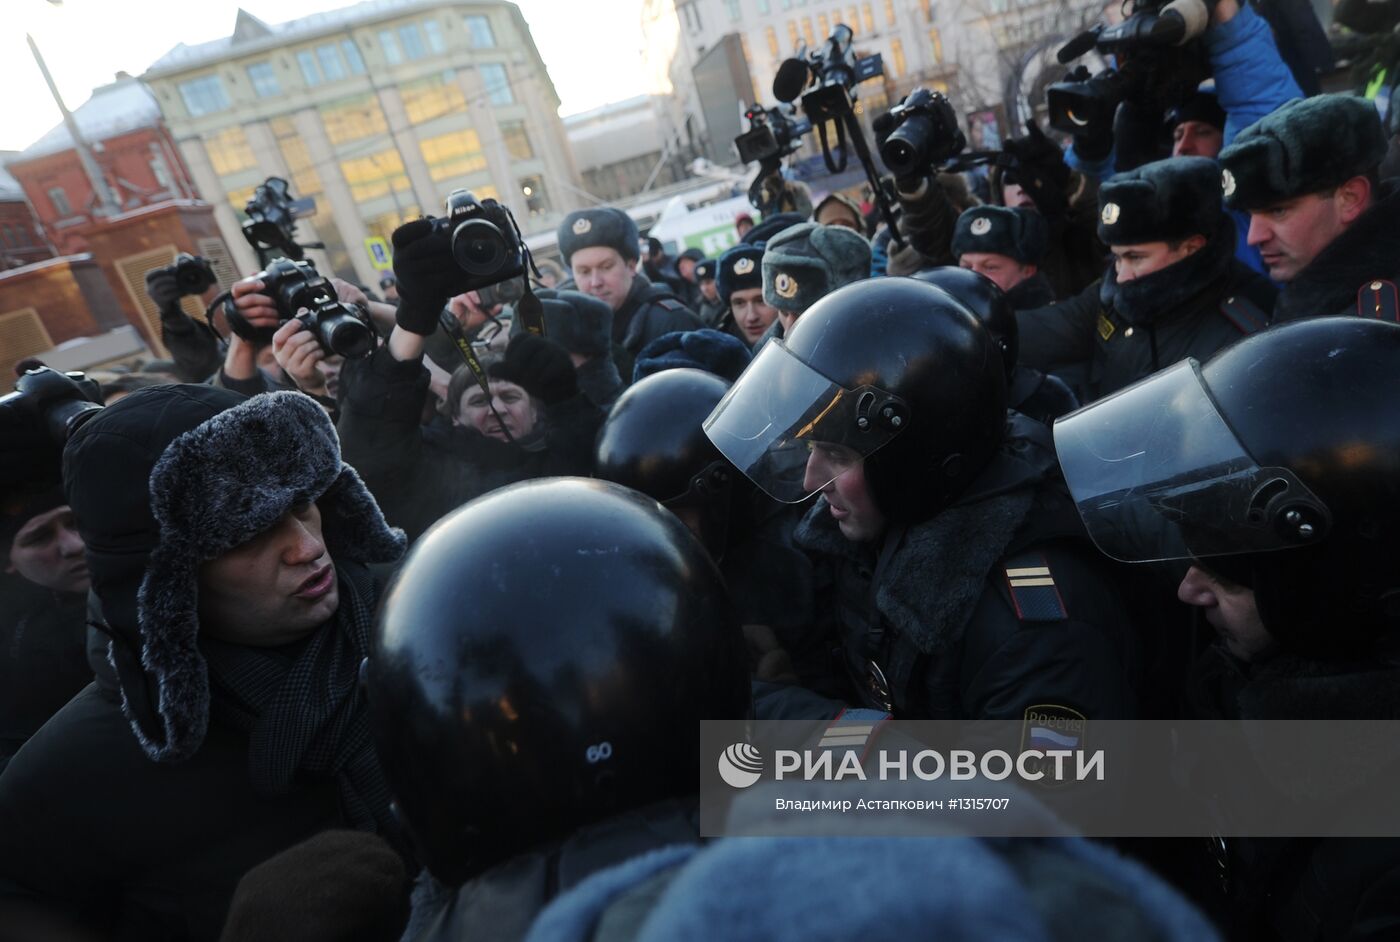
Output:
[
  {"xmin": 733, "ymin": 257, "xmax": 755, "ymax": 275},
  {"xmin": 970, "ymin": 217, "xmax": 993, "ymax": 236},
  {"xmin": 1100, "ymin": 203, "xmax": 1121, "ymax": 226},
  {"xmin": 774, "ymin": 273, "xmax": 799, "ymax": 300},
  {"xmin": 1221, "ymin": 169, "xmax": 1236, "ymax": 198},
  {"xmin": 572, "ymin": 217, "xmax": 592, "ymax": 235}
]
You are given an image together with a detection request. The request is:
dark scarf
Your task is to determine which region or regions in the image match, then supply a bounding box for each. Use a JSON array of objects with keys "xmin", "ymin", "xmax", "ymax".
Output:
[
  {"xmin": 202, "ymin": 562, "xmax": 392, "ymax": 834},
  {"xmin": 1099, "ymin": 217, "xmax": 1235, "ymax": 326},
  {"xmin": 1274, "ymin": 180, "xmax": 1400, "ymax": 322}
]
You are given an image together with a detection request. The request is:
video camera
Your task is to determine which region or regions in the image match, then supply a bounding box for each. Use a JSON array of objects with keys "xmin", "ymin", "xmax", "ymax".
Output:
[
  {"xmin": 0, "ymin": 367, "xmax": 104, "ymax": 488},
  {"xmin": 242, "ymin": 177, "xmax": 320, "ymax": 264},
  {"xmin": 734, "ymin": 104, "xmax": 812, "ymax": 165},
  {"xmin": 773, "ymin": 23, "xmax": 884, "ymax": 121},
  {"xmin": 876, "ymin": 88, "xmax": 967, "ymax": 178},
  {"xmin": 225, "ymin": 258, "xmax": 375, "ymax": 359},
  {"xmin": 1047, "ymin": 0, "xmax": 1212, "ymax": 137}
]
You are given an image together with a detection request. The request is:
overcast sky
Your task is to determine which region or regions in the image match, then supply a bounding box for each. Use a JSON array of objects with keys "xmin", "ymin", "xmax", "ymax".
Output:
[{"xmin": 3, "ymin": 0, "xmax": 648, "ymax": 153}]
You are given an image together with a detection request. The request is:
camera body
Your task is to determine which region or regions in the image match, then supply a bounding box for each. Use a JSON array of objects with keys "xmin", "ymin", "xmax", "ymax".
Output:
[
  {"xmin": 226, "ymin": 259, "xmax": 375, "ymax": 359},
  {"xmin": 0, "ymin": 367, "xmax": 104, "ymax": 487},
  {"xmin": 734, "ymin": 105, "xmax": 813, "ymax": 164},
  {"xmin": 166, "ymin": 253, "xmax": 217, "ymax": 296},
  {"xmin": 432, "ymin": 189, "xmax": 527, "ymax": 290},
  {"xmin": 877, "ymin": 88, "xmax": 967, "ymax": 177}
]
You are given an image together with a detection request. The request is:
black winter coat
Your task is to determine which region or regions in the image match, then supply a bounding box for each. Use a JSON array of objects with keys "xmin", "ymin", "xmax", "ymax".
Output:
[
  {"xmin": 337, "ymin": 347, "xmax": 603, "ymax": 542},
  {"xmin": 0, "ymin": 579, "xmax": 89, "ymax": 762},
  {"xmin": 793, "ymin": 415, "xmax": 1140, "ymax": 720},
  {"xmin": 1017, "ymin": 219, "xmax": 1276, "ymax": 402},
  {"xmin": 611, "ymin": 274, "xmax": 703, "ymax": 382}
]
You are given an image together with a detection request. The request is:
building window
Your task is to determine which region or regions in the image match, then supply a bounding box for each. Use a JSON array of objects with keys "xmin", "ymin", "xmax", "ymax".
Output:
[
  {"xmin": 464, "ymin": 15, "xmax": 496, "ymax": 47},
  {"xmin": 47, "ymin": 186, "xmax": 72, "ymax": 217},
  {"xmin": 922, "ymin": 0, "xmax": 934, "ymax": 20},
  {"xmin": 758, "ymin": 0, "xmax": 770, "ymax": 11},
  {"xmin": 272, "ymin": 116, "xmax": 323, "ymax": 196},
  {"xmin": 726, "ymin": 0, "xmax": 741, "ymax": 20},
  {"xmin": 317, "ymin": 44, "xmax": 348, "ymax": 81},
  {"xmin": 424, "ymin": 19, "xmax": 446, "ymax": 53},
  {"xmin": 520, "ymin": 175, "xmax": 548, "ymax": 215},
  {"xmin": 861, "ymin": 3, "xmax": 875, "ymax": 33},
  {"xmin": 321, "ymin": 94, "xmax": 389, "ymax": 145},
  {"xmin": 297, "ymin": 50, "xmax": 321, "ymax": 86},
  {"xmin": 399, "ymin": 24, "xmax": 428, "ymax": 60},
  {"xmin": 205, "ymin": 126, "xmax": 257, "ymax": 176},
  {"xmin": 765, "ymin": 26, "xmax": 779, "ymax": 59},
  {"xmin": 787, "ymin": 20, "xmax": 799, "ymax": 50},
  {"xmin": 818, "ymin": 13, "xmax": 829, "ymax": 37},
  {"xmin": 340, "ymin": 148, "xmax": 411, "ymax": 202},
  {"xmin": 802, "ymin": 16, "xmax": 815, "ymax": 46},
  {"xmin": 177, "ymin": 74, "xmax": 229, "ymax": 116},
  {"xmin": 419, "ymin": 130, "xmax": 487, "ymax": 182},
  {"xmin": 480, "ymin": 63, "xmax": 513, "ymax": 105},
  {"xmin": 342, "ymin": 39, "xmax": 367, "ymax": 74},
  {"xmin": 929, "ymin": 27, "xmax": 943, "ymax": 63},
  {"xmin": 247, "ymin": 61, "xmax": 281, "ymax": 98},
  {"xmin": 884, "ymin": 0, "xmax": 896, "ymax": 26},
  {"xmin": 501, "ymin": 121, "xmax": 534, "ymax": 160},
  {"xmin": 890, "ymin": 37, "xmax": 905, "ymax": 77},
  {"xmin": 149, "ymin": 147, "xmax": 174, "ymax": 189},
  {"xmin": 848, "ymin": 6, "xmax": 860, "ymax": 34},
  {"xmin": 379, "ymin": 30, "xmax": 403, "ymax": 64},
  {"xmin": 401, "ymin": 75, "xmax": 468, "ymax": 124},
  {"xmin": 227, "ymin": 184, "xmax": 259, "ymax": 215},
  {"xmin": 782, "ymin": 0, "xmax": 793, "ymax": 9}
]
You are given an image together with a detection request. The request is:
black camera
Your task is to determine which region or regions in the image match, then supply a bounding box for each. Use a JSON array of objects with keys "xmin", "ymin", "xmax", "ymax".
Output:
[
  {"xmin": 877, "ymin": 88, "xmax": 967, "ymax": 177},
  {"xmin": 1047, "ymin": 0, "xmax": 1211, "ymax": 136},
  {"xmin": 773, "ymin": 23, "xmax": 884, "ymax": 117},
  {"xmin": 475, "ymin": 276, "xmax": 525, "ymax": 310},
  {"xmin": 225, "ymin": 259, "xmax": 375, "ymax": 359},
  {"xmin": 734, "ymin": 104, "xmax": 813, "ymax": 165},
  {"xmin": 242, "ymin": 177, "xmax": 319, "ymax": 262},
  {"xmin": 164, "ymin": 252, "xmax": 217, "ymax": 296},
  {"xmin": 0, "ymin": 367, "xmax": 104, "ymax": 487},
  {"xmin": 435, "ymin": 189, "xmax": 527, "ymax": 287}
]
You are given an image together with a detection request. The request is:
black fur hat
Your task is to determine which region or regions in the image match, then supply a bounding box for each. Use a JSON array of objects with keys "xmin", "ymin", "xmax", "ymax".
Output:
[
  {"xmin": 1219, "ymin": 95, "xmax": 1386, "ymax": 211},
  {"xmin": 64, "ymin": 387, "xmax": 404, "ymax": 762},
  {"xmin": 1097, "ymin": 156, "xmax": 1222, "ymax": 246},
  {"xmin": 952, "ymin": 206, "xmax": 1047, "ymax": 265},
  {"xmin": 557, "ymin": 207, "xmax": 641, "ymax": 267}
]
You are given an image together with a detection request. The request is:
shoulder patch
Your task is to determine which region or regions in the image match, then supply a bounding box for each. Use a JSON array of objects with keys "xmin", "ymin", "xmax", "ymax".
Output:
[
  {"xmin": 1096, "ymin": 312, "xmax": 1116, "ymax": 342},
  {"xmin": 1021, "ymin": 704, "xmax": 1087, "ymax": 752},
  {"xmin": 655, "ymin": 297, "xmax": 687, "ymax": 312},
  {"xmin": 1358, "ymin": 280, "xmax": 1400, "ymax": 323},
  {"xmin": 1218, "ymin": 295, "xmax": 1269, "ymax": 335},
  {"xmin": 1003, "ymin": 552, "xmax": 1068, "ymax": 622}
]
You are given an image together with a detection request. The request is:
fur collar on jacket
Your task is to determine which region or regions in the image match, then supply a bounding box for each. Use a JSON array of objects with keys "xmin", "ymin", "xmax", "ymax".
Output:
[{"xmin": 1100, "ymin": 217, "xmax": 1236, "ymax": 327}]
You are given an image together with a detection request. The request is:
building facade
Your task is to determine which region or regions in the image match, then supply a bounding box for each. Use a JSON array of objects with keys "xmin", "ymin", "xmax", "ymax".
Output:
[
  {"xmin": 141, "ymin": 0, "xmax": 580, "ymax": 289},
  {"xmin": 563, "ymin": 96, "xmax": 697, "ymax": 205},
  {"xmin": 0, "ymin": 161, "xmax": 54, "ymax": 270}
]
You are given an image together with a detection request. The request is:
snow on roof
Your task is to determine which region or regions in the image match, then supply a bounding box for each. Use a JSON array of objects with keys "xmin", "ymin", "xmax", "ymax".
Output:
[{"xmin": 17, "ymin": 77, "xmax": 162, "ymax": 161}]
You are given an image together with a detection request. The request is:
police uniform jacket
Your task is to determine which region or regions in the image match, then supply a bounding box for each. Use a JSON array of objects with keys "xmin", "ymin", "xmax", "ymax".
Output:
[
  {"xmin": 793, "ymin": 414, "xmax": 1140, "ymax": 721},
  {"xmin": 611, "ymin": 273, "xmax": 703, "ymax": 381},
  {"xmin": 1016, "ymin": 217, "xmax": 1276, "ymax": 402}
]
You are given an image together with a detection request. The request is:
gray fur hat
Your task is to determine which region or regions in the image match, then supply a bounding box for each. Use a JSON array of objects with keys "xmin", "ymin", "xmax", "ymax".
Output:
[
  {"xmin": 761, "ymin": 222, "xmax": 871, "ymax": 314},
  {"xmin": 64, "ymin": 387, "xmax": 404, "ymax": 762},
  {"xmin": 1219, "ymin": 95, "xmax": 1386, "ymax": 211},
  {"xmin": 1097, "ymin": 156, "xmax": 1222, "ymax": 246},
  {"xmin": 557, "ymin": 207, "xmax": 641, "ymax": 267},
  {"xmin": 952, "ymin": 206, "xmax": 1047, "ymax": 265}
]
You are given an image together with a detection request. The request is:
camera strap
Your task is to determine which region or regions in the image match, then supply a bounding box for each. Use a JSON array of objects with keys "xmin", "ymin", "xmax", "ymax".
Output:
[
  {"xmin": 515, "ymin": 279, "xmax": 546, "ymax": 338},
  {"xmin": 437, "ymin": 309, "xmax": 517, "ymax": 446}
]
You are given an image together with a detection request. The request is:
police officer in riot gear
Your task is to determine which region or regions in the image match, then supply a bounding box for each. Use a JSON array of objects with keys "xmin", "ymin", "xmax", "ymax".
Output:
[
  {"xmin": 365, "ymin": 478, "xmax": 749, "ymax": 940},
  {"xmin": 909, "ymin": 267, "xmax": 1079, "ymax": 425},
  {"xmin": 1054, "ymin": 317, "xmax": 1400, "ymax": 939},
  {"xmin": 705, "ymin": 277, "xmax": 1139, "ymax": 721}
]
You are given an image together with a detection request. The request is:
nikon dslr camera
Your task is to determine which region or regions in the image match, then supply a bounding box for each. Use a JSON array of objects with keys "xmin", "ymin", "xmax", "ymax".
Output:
[
  {"xmin": 433, "ymin": 189, "xmax": 526, "ymax": 289},
  {"xmin": 225, "ymin": 259, "xmax": 375, "ymax": 359}
]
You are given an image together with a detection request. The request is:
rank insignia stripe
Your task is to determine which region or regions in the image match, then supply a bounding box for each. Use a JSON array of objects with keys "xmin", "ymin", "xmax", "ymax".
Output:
[
  {"xmin": 1097, "ymin": 313, "xmax": 1116, "ymax": 341},
  {"xmin": 1002, "ymin": 552, "xmax": 1068, "ymax": 622}
]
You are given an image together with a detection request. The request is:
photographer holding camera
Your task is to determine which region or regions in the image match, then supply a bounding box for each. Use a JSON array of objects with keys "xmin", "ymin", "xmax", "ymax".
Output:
[
  {"xmin": 336, "ymin": 210, "xmax": 606, "ymax": 542},
  {"xmin": 144, "ymin": 254, "xmax": 225, "ymax": 383}
]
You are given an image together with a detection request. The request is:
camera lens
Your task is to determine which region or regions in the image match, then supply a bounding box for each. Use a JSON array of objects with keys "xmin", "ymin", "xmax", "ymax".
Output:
[
  {"xmin": 451, "ymin": 218, "xmax": 508, "ymax": 276},
  {"xmin": 321, "ymin": 310, "xmax": 375, "ymax": 359}
]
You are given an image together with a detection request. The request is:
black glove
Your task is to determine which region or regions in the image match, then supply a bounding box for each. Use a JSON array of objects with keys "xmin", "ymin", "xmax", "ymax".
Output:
[
  {"xmin": 390, "ymin": 217, "xmax": 457, "ymax": 336},
  {"xmin": 144, "ymin": 267, "xmax": 183, "ymax": 317},
  {"xmin": 1002, "ymin": 120, "xmax": 1073, "ymax": 215},
  {"xmin": 494, "ymin": 333, "xmax": 577, "ymax": 405}
]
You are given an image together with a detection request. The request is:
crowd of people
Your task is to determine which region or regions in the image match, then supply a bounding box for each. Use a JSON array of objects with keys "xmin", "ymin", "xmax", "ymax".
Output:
[{"xmin": 3, "ymin": 2, "xmax": 1400, "ymax": 936}]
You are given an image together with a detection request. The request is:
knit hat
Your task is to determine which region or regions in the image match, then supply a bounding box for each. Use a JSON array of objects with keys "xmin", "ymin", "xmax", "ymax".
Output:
[
  {"xmin": 716, "ymin": 244, "xmax": 765, "ymax": 302},
  {"xmin": 952, "ymin": 206, "xmax": 1048, "ymax": 265},
  {"xmin": 742, "ymin": 212, "xmax": 806, "ymax": 246},
  {"xmin": 63, "ymin": 387, "xmax": 404, "ymax": 762},
  {"xmin": 761, "ymin": 222, "xmax": 872, "ymax": 314},
  {"xmin": 1097, "ymin": 156, "xmax": 1222, "ymax": 246},
  {"xmin": 558, "ymin": 207, "xmax": 641, "ymax": 267},
  {"xmin": 1218, "ymin": 95, "xmax": 1386, "ymax": 211},
  {"xmin": 1167, "ymin": 89, "xmax": 1226, "ymax": 131}
]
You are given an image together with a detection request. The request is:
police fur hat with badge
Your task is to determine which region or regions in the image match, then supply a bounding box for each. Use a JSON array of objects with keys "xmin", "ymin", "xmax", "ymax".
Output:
[
  {"xmin": 716, "ymin": 244, "xmax": 764, "ymax": 302},
  {"xmin": 1096, "ymin": 156, "xmax": 1222, "ymax": 246},
  {"xmin": 557, "ymin": 207, "xmax": 641, "ymax": 267},
  {"xmin": 1218, "ymin": 94, "xmax": 1387, "ymax": 211},
  {"xmin": 694, "ymin": 258, "xmax": 719, "ymax": 283},
  {"xmin": 952, "ymin": 206, "xmax": 1048, "ymax": 265},
  {"xmin": 761, "ymin": 222, "xmax": 871, "ymax": 314},
  {"xmin": 63, "ymin": 386, "xmax": 405, "ymax": 762}
]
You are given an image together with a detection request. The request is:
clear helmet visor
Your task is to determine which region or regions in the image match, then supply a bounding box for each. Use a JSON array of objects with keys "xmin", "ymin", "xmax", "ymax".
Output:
[
  {"xmin": 702, "ymin": 341, "xmax": 908, "ymax": 504},
  {"xmin": 1052, "ymin": 359, "xmax": 1331, "ymax": 563}
]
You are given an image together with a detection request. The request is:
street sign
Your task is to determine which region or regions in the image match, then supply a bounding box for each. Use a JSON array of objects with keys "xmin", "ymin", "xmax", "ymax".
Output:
[{"xmin": 365, "ymin": 236, "xmax": 393, "ymax": 271}]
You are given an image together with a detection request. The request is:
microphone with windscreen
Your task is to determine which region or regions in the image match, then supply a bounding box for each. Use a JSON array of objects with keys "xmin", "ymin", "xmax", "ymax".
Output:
[{"xmin": 772, "ymin": 57, "xmax": 812, "ymax": 104}]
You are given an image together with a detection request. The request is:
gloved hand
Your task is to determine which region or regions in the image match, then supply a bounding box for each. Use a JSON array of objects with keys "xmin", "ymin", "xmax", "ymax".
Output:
[
  {"xmin": 1001, "ymin": 120, "xmax": 1073, "ymax": 215},
  {"xmin": 494, "ymin": 333, "xmax": 577, "ymax": 405},
  {"xmin": 144, "ymin": 267, "xmax": 183, "ymax": 316},
  {"xmin": 390, "ymin": 217, "xmax": 457, "ymax": 336}
]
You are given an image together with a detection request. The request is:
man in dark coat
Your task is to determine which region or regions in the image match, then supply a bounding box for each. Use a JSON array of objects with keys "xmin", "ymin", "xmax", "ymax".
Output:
[
  {"xmin": 1017, "ymin": 157, "xmax": 1276, "ymax": 403},
  {"xmin": 0, "ymin": 386, "xmax": 405, "ymax": 939},
  {"xmin": 1219, "ymin": 94, "xmax": 1400, "ymax": 322}
]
